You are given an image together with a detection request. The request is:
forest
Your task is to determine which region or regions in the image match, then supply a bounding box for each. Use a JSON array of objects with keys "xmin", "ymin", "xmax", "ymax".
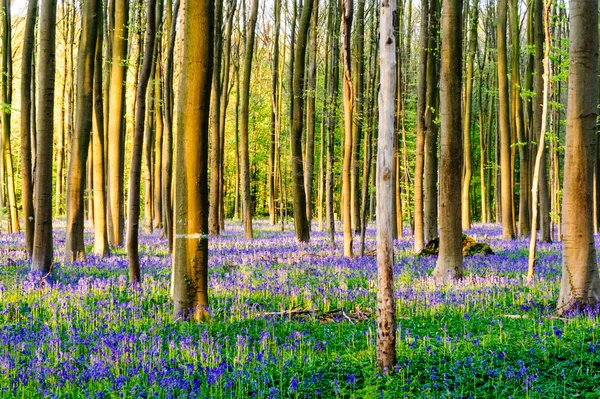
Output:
[{"xmin": 0, "ymin": 0, "xmax": 600, "ymax": 397}]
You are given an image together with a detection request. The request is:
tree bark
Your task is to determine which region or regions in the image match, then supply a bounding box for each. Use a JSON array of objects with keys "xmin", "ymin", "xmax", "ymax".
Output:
[
  {"xmin": 32, "ymin": 0, "xmax": 57, "ymax": 275},
  {"xmin": 341, "ymin": 0, "xmax": 354, "ymax": 258},
  {"xmin": 65, "ymin": 0, "xmax": 99, "ymax": 261},
  {"xmin": 239, "ymin": 0, "xmax": 259, "ymax": 239},
  {"xmin": 20, "ymin": 0, "xmax": 37, "ymax": 256},
  {"xmin": 290, "ymin": 0, "xmax": 314, "ymax": 242},
  {"xmin": 269, "ymin": 0, "xmax": 281, "ymax": 226},
  {"xmin": 127, "ymin": 0, "xmax": 157, "ymax": 285},
  {"xmin": 497, "ymin": 0, "xmax": 515, "ymax": 239},
  {"xmin": 172, "ymin": 0, "xmax": 214, "ymax": 321},
  {"xmin": 433, "ymin": 0, "xmax": 464, "ymax": 282},
  {"xmin": 376, "ymin": 0, "xmax": 397, "ymax": 373},
  {"xmin": 557, "ymin": 0, "xmax": 600, "ymax": 314},
  {"xmin": 304, "ymin": 1, "xmax": 318, "ymax": 228}
]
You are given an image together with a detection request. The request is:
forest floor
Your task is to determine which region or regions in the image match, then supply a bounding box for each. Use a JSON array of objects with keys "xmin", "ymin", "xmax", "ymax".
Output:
[{"xmin": 0, "ymin": 220, "xmax": 599, "ymax": 398}]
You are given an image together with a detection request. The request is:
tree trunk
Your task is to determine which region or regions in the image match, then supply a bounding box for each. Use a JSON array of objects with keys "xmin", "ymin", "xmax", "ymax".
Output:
[
  {"xmin": 162, "ymin": 0, "xmax": 180, "ymax": 252},
  {"xmin": 376, "ymin": 0, "xmax": 397, "ymax": 373},
  {"xmin": 497, "ymin": 0, "xmax": 515, "ymax": 239},
  {"xmin": 461, "ymin": 0, "xmax": 478, "ymax": 231},
  {"xmin": 127, "ymin": 0, "xmax": 157, "ymax": 285},
  {"xmin": 92, "ymin": 1, "xmax": 110, "ymax": 257},
  {"xmin": 32, "ymin": 0, "xmax": 57, "ymax": 275},
  {"xmin": 341, "ymin": 0, "xmax": 354, "ymax": 258},
  {"xmin": 209, "ymin": 0, "xmax": 224, "ymax": 236},
  {"xmin": 351, "ymin": 0, "xmax": 366, "ymax": 234},
  {"xmin": 172, "ymin": 0, "xmax": 214, "ymax": 321},
  {"xmin": 290, "ymin": 0, "xmax": 314, "ymax": 242},
  {"xmin": 269, "ymin": 0, "xmax": 280, "ymax": 226},
  {"xmin": 239, "ymin": 0, "xmax": 259, "ymax": 239},
  {"xmin": 557, "ymin": 0, "xmax": 600, "ymax": 314},
  {"xmin": 20, "ymin": 0, "xmax": 37, "ymax": 255},
  {"xmin": 65, "ymin": 0, "xmax": 98, "ymax": 261},
  {"xmin": 423, "ymin": 0, "xmax": 439, "ymax": 243},
  {"xmin": 304, "ymin": 1, "xmax": 318, "ymax": 228},
  {"xmin": 414, "ymin": 0, "xmax": 429, "ymax": 251},
  {"xmin": 433, "ymin": 0, "xmax": 464, "ymax": 282},
  {"xmin": 107, "ymin": 0, "xmax": 129, "ymax": 247}
]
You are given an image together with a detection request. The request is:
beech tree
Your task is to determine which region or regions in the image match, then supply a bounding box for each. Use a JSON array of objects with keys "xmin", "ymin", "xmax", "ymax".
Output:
[
  {"xmin": 557, "ymin": 0, "xmax": 600, "ymax": 314},
  {"xmin": 172, "ymin": 0, "xmax": 214, "ymax": 321}
]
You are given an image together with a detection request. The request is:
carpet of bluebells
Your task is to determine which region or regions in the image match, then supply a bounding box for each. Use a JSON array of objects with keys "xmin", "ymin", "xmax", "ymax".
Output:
[{"xmin": 1, "ymin": 220, "xmax": 600, "ymax": 398}]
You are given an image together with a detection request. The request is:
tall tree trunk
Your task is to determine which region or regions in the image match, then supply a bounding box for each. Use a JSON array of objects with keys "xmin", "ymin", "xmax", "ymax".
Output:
[
  {"xmin": 527, "ymin": 0, "xmax": 552, "ymax": 281},
  {"xmin": 107, "ymin": 0, "xmax": 130, "ymax": 247},
  {"xmin": 153, "ymin": 32, "xmax": 164, "ymax": 231},
  {"xmin": 304, "ymin": 1, "xmax": 318, "ymax": 228},
  {"xmin": 414, "ymin": 0, "xmax": 429, "ymax": 251},
  {"xmin": 269, "ymin": 0, "xmax": 281, "ymax": 226},
  {"xmin": 162, "ymin": 0, "xmax": 180, "ymax": 252},
  {"xmin": 351, "ymin": 0, "xmax": 366, "ymax": 234},
  {"xmin": 434, "ymin": 0, "xmax": 463, "ymax": 281},
  {"xmin": 32, "ymin": 0, "xmax": 57, "ymax": 275},
  {"xmin": 127, "ymin": 0, "xmax": 157, "ymax": 285},
  {"xmin": 65, "ymin": 0, "xmax": 99, "ymax": 261},
  {"xmin": 290, "ymin": 0, "xmax": 314, "ymax": 242},
  {"xmin": 341, "ymin": 0, "xmax": 354, "ymax": 258},
  {"xmin": 376, "ymin": 0, "xmax": 397, "ymax": 373},
  {"xmin": 326, "ymin": 0, "xmax": 340, "ymax": 247},
  {"xmin": 209, "ymin": 0, "xmax": 224, "ymax": 236},
  {"xmin": 557, "ymin": 0, "xmax": 600, "ymax": 314},
  {"xmin": 240, "ymin": 0, "xmax": 259, "ymax": 239},
  {"xmin": 497, "ymin": 0, "xmax": 515, "ymax": 239},
  {"xmin": 461, "ymin": 0, "xmax": 478, "ymax": 230},
  {"xmin": 172, "ymin": 0, "xmax": 214, "ymax": 321},
  {"xmin": 423, "ymin": 0, "xmax": 439, "ymax": 243},
  {"xmin": 20, "ymin": 0, "xmax": 37, "ymax": 255},
  {"xmin": 92, "ymin": 1, "xmax": 110, "ymax": 257}
]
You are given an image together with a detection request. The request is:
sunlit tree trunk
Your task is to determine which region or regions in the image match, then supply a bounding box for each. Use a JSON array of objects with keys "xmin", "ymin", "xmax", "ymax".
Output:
[
  {"xmin": 434, "ymin": 0, "xmax": 463, "ymax": 282},
  {"xmin": 32, "ymin": 0, "xmax": 57, "ymax": 275},
  {"xmin": 269, "ymin": 0, "xmax": 281, "ymax": 226},
  {"xmin": 376, "ymin": 0, "xmax": 397, "ymax": 373},
  {"xmin": 461, "ymin": 0, "xmax": 478, "ymax": 230},
  {"xmin": 497, "ymin": 0, "xmax": 515, "ymax": 239},
  {"xmin": 20, "ymin": 0, "xmax": 37, "ymax": 256},
  {"xmin": 558, "ymin": 0, "xmax": 600, "ymax": 314},
  {"xmin": 107, "ymin": 0, "xmax": 129, "ymax": 247},
  {"xmin": 341, "ymin": 0, "xmax": 354, "ymax": 258},
  {"xmin": 290, "ymin": 0, "xmax": 314, "ymax": 242},
  {"xmin": 65, "ymin": 0, "xmax": 98, "ymax": 261},
  {"xmin": 209, "ymin": 0, "xmax": 224, "ymax": 236},
  {"xmin": 172, "ymin": 0, "xmax": 214, "ymax": 321}
]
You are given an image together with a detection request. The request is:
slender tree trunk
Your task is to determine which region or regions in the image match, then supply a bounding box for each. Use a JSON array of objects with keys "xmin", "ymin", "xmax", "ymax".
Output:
[
  {"xmin": 127, "ymin": 0, "xmax": 157, "ymax": 285},
  {"xmin": 162, "ymin": 0, "xmax": 180, "ymax": 252},
  {"xmin": 461, "ymin": 0, "xmax": 478, "ymax": 230},
  {"xmin": 341, "ymin": 0, "xmax": 354, "ymax": 258},
  {"xmin": 32, "ymin": 0, "xmax": 57, "ymax": 275},
  {"xmin": 269, "ymin": 0, "xmax": 281, "ymax": 226},
  {"xmin": 209, "ymin": 0, "xmax": 224, "ymax": 236},
  {"xmin": 240, "ymin": 0, "xmax": 259, "ymax": 239},
  {"xmin": 107, "ymin": 0, "xmax": 130, "ymax": 247},
  {"xmin": 557, "ymin": 0, "xmax": 600, "ymax": 314},
  {"xmin": 423, "ymin": 0, "xmax": 439, "ymax": 243},
  {"xmin": 326, "ymin": 0, "xmax": 340, "ymax": 247},
  {"xmin": 172, "ymin": 0, "xmax": 214, "ymax": 321},
  {"xmin": 414, "ymin": 0, "xmax": 429, "ymax": 250},
  {"xmin": 434, "ymin": 0, "xmax": 463, "ymax": 282},
  {"xmin": 527, "ymin": 0, "xmax": 552, "ymax": 281},
  {"xmin": 65, "ymin": 0, "xmax": 99, "ymax": 261},
  {"xmin": 20, "ymin": 0, "xmax": 37, "ymax": 255},
  {"xmin": 290, "ymin": 0, "xmax": 314, "ymax": 242},
  {"xmin": 376, "ymin": 0, "xmax": 397, "ymax": 373},
  {"xmin": 304, "ymin": 1, "xmax": 318, "ymax": 228},
  {"xmin": 351, "ymin": 0, "xmax": 366, "ymax": 234},
  {"xmin": 497, "ymin": 0, "xmax": 515, "ymax": 239},
  {"xmin": 92, "ymin": 2, "xmax": 110, "ymax": 257}
]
